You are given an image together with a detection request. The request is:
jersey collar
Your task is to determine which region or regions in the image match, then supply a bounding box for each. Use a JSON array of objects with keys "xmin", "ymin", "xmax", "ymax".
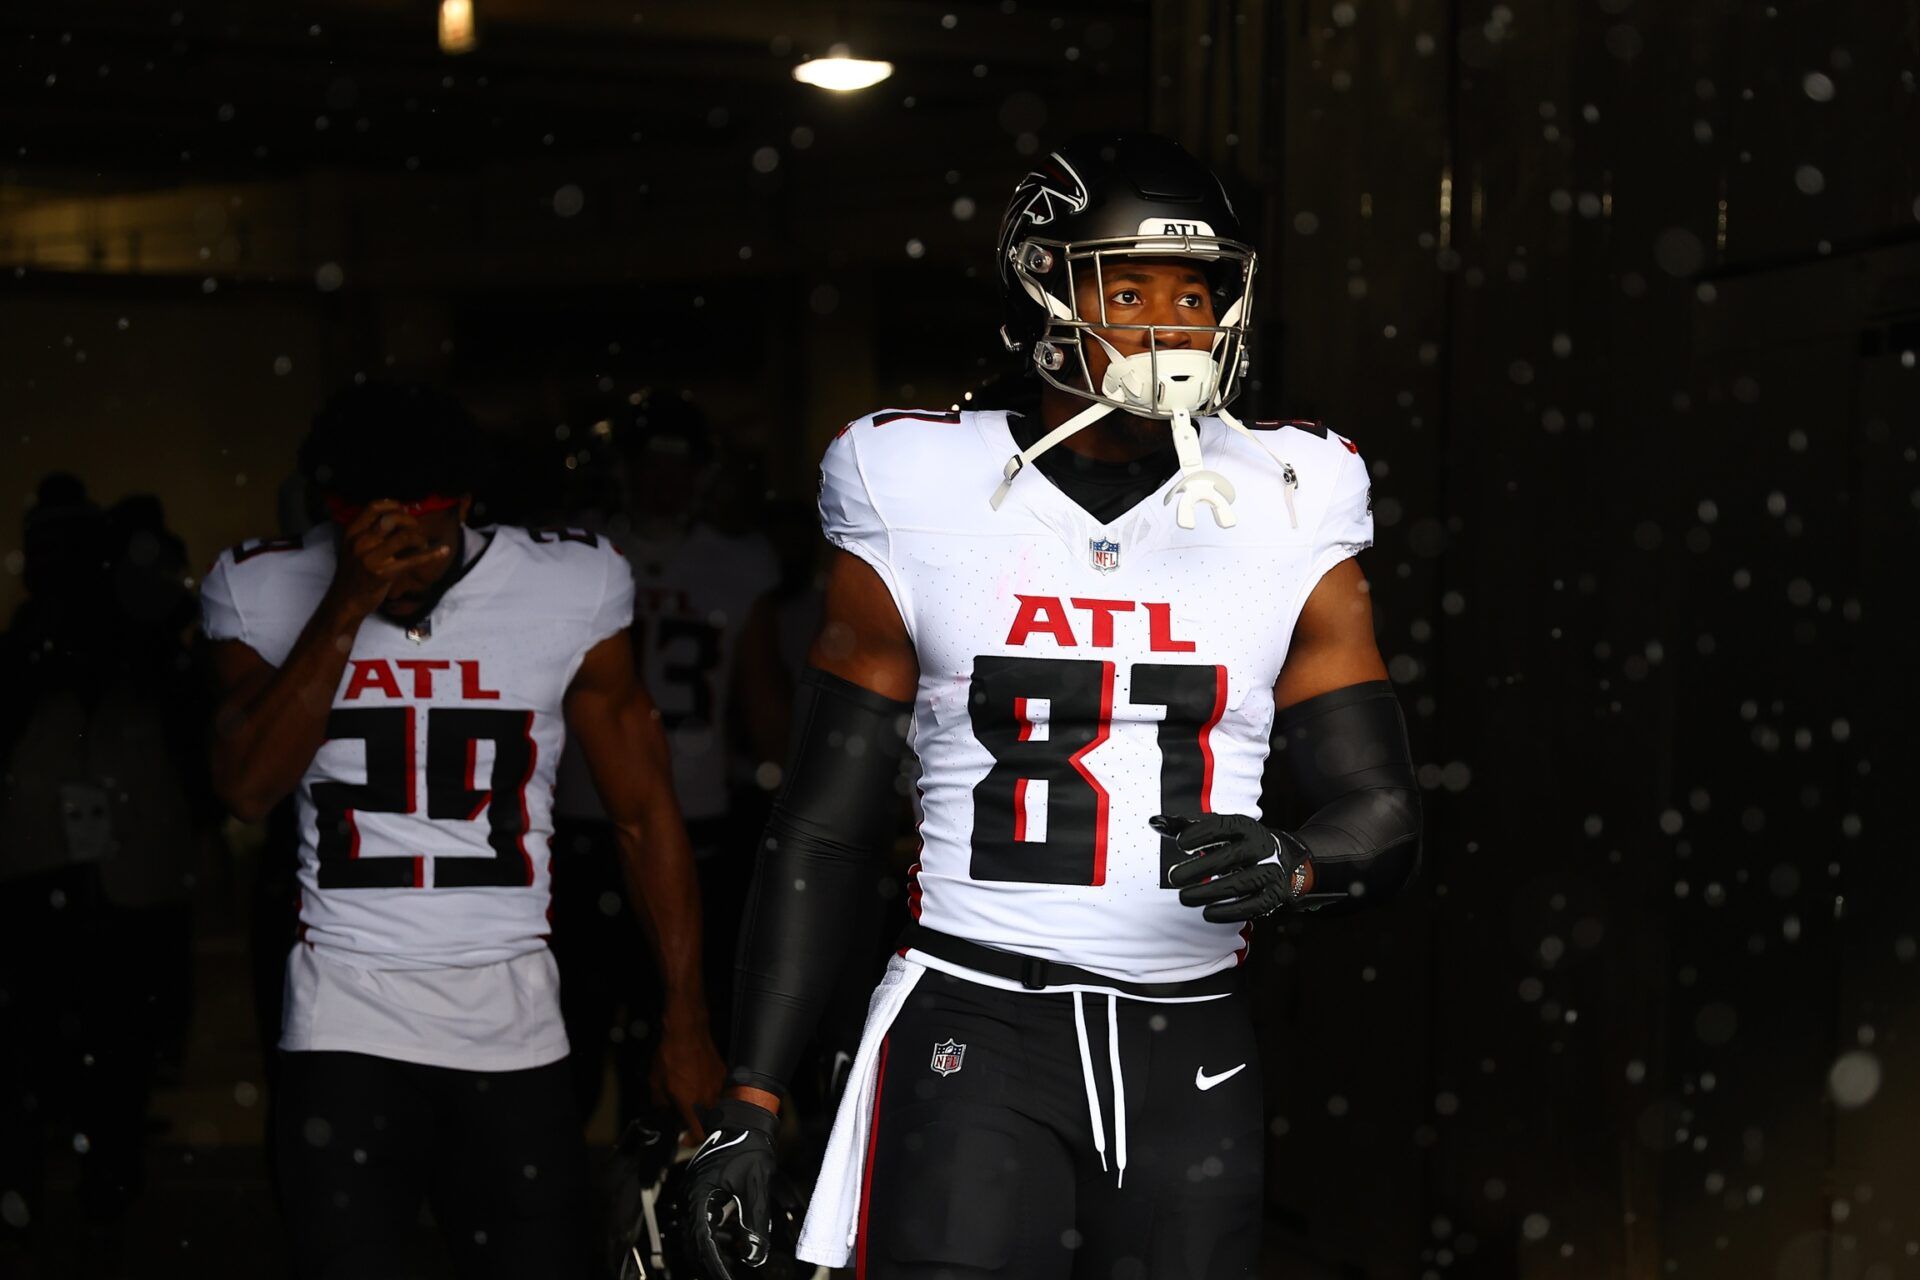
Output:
[{"xmin": 978, "ymin": 411, "xmax": 1202, "ymax": 574}]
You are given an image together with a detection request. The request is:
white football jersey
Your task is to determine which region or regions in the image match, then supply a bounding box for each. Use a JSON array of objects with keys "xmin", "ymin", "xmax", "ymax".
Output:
[
  {"xmin": 820, "ymin": 408, "xmax": 1374, "ymax": 984},
  {"xmin": 201, "ymin": 522, "xmax": 634, "ymax": 970},
  {"xmin": 552, "ymin": 522, "xmax": 779, "ymax": 825}
]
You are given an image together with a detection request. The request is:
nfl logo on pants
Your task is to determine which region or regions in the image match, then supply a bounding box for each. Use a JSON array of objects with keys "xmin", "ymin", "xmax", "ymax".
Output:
[{"xmin": 929, "ymin": 1039, "xmax": 966, "ymax": 1077}]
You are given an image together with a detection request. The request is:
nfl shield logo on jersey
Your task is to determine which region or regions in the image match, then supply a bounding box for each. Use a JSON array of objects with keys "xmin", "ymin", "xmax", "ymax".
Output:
[
  {"xmin": 1089, "ymin": 538, "xmax": 1121, "ymax": 574},
  {"xmin": 930, "ymin": 1038, "xmax": 966, "ymax": 1077}
]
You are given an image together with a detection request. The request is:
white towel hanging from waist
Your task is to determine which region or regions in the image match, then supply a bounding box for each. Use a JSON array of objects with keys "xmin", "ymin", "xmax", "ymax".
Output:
[{"xmin": 795, "ymin": 954, "xmax": 925, "ymax": 1268}]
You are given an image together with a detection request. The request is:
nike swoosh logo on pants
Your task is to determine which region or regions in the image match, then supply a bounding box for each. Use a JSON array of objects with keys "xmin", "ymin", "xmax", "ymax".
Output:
[{"xmin": 1195, "ymin": 1064, "xmax": 1247, "ymax": 1091}]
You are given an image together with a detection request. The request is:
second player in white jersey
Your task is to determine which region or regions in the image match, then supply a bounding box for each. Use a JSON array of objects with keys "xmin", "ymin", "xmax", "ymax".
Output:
[
  {"xmin": 204, "ymin": 381, "xmax": 727, "ymax": 1277},
  {"xmin": 552, "ymin": 522, "xmax": 777, "ymax": 826},
  {"xmin": 204, "ymin": 523, "xmax": 631, "ymax": 973},
  {"xmin": 822, "ymin": 407, "xmax": 1372, "ymax": 983}
]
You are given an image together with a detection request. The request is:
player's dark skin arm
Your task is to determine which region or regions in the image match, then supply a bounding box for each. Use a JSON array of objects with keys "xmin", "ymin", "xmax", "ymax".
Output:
[
  {"xmin": 725, "ymin": 549, "xmax": 917, "ymax": 1118},
  {"xmin": 566, "ymin": 631, "xmax": 727, "ymax": 1141},
  {"xmin": 208, "ymin": 502, "xmax": 454, "ymax": 821},
  {"xmin": 1271, "ymin": 558, "xmax": 1395, "ymax": 895}
]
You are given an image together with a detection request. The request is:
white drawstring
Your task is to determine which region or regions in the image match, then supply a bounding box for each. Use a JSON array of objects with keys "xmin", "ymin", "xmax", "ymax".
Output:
[
  {"xmin": 1071, "ymin": 991, "xmax": 1130, "ymax": 1187},
  {"xmin": 1106, "ymin": 993, "xmax": 1128, "ymax": 1188},
  {"xmin": 1071, "ymin": 991, "xmax": 1109, "ymax": 1173}
]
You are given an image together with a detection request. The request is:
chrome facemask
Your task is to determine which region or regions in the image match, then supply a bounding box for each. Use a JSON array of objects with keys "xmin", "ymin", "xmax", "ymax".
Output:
[{"xmin": 989, "ymin": 232, "xmax": 1274, "ymax": 530}]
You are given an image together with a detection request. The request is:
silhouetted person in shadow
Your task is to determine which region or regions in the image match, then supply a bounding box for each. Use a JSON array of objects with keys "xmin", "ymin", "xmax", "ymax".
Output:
[
  {"xmin": 101, "ymin": 495, "xmax": 209, "ymax": 1089},
  {"xmin": 1, "ymin": 475, "xmax": 204, "ymax": 1273}
]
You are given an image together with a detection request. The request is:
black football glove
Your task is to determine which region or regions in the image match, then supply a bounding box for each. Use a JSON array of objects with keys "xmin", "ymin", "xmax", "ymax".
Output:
[
  {"xmin": 682, "ymin": 1098, "xmax": 779, "ymax": 1279},
  {"xmin": 1153, "ymin": 812, "xmax": 1311, "ymax": 922}
]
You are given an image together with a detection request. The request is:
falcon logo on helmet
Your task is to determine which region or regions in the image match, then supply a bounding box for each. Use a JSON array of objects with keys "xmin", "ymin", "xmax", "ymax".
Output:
[
  {"xmin": 987, "ymin": 133, "xmax": 1293, "ymax": 531},
  {"xmin": 1003, "ymin": 152, "xmax": 1090, "ymax": 233}
]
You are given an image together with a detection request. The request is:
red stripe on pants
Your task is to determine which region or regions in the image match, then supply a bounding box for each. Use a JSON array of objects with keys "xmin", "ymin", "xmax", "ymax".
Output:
[{"xmin": 855, "ymin": 1037, "xmax": 892, "ymax": 1280}]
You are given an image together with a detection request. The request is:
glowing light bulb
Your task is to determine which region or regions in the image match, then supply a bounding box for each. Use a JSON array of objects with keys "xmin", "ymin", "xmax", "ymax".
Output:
[
  {"xmin": 439, "ymin": 0, "xmax": 476, "ymax": 55},
  {"xmin": 793, "ymin": 45, "xmax": 893, "ymax": 92}
]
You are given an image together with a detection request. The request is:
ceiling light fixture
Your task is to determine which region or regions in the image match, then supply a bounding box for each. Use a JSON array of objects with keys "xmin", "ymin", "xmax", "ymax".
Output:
[
  {"xmin": 439, "ymin": 0, "xmax": 477, "ymax": 55},
  {"xmin": 793, "ymin": 44, "xmax": 893, "ymax": 92}
]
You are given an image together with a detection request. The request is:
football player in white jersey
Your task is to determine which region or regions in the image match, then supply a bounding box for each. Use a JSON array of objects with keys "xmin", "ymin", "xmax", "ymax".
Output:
[
  {"xmin": 201, "ymin": 383, "xmax": 724, "ymax": 1279},
  {"xmin": 684, "ymin": 135, "xmax": 1423, "ymax": 1279},
  {"xmin": 550, "ymin": 398, "xmax": 783, "ymax": 1098}
]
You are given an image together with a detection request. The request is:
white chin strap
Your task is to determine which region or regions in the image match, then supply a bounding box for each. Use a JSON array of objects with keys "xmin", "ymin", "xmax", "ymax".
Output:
[
  {"xmin": 989, "ymin": 396, "xmax": 1115, "ymax": 512},
  {"xmin": 990, "ymin": 338, "xmax": 1263, "ymax": 530}
]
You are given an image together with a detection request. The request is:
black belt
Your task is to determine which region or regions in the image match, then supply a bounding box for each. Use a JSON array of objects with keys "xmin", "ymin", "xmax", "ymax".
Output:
[{"xmin": 898, "ymin": 920, "xmax": 1241, "ymax": 1000}]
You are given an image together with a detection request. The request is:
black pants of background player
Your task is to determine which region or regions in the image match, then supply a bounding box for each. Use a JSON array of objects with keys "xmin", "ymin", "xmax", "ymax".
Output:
[
  {"xmin": 273, "ymin": 1050, "xmax": 595, "ymax": 1280},
  {"xmin": 854, "ymin": 969, "xmax": 1264, "ymax": 1280},
  {"xmin": 0, "ymin": 865, "xmax": 164, "ymax": 1249}
]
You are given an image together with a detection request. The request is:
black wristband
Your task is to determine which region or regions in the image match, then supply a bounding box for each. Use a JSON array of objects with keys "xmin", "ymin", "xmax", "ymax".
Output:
[
  {"xmin": 724, "ymin": 1067, "xmax": 786, "ymax": 1096},
  {"xmin": 704, "ymin": 1097, "xmax": 779, "ymax": 1137}
]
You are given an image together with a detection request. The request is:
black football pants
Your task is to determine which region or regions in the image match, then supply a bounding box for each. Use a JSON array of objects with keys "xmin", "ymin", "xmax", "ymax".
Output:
[
  {"xmin": 273, "ymin": 1050, "xmax": 595, "ymax": 1280},
  {"xmin": 855, "ymin": 969, "xmax": 1264, "ymax": 1280}
]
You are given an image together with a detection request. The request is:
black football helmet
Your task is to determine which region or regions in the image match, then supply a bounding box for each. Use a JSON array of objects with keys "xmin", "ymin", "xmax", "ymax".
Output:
[{"xmin": 995, "ymin": 133, "xmax": 1257, "ymax": 420}]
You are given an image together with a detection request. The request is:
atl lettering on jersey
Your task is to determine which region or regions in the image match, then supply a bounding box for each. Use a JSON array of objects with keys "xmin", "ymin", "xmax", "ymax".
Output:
[{"xmin": 200, "ymin": 523, "xmax": 634, "ymax": 968}]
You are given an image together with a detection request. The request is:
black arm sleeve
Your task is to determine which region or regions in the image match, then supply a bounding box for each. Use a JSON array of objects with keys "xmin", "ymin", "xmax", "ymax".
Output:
[
  {"xmin": 726, "ymin": 665, "xmax": 912, "ymax": 1095},
  {"xmin": 1272, "ymin": 679, "xmax": 1423, "ymax": 910}
]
